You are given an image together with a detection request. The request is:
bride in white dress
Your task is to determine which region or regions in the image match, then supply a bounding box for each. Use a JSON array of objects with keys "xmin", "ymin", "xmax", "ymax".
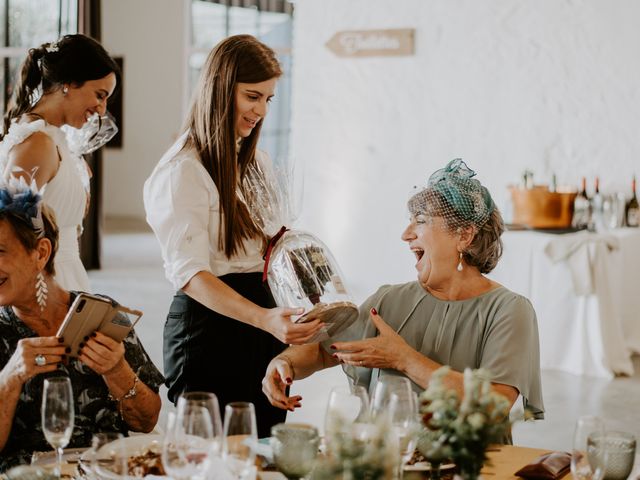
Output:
[{"xmin": 0, "ymin": 34, "xmax": 119, "ymax": 292}]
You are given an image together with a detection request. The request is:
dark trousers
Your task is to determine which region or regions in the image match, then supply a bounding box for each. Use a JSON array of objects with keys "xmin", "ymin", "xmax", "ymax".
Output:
[{"xmin": 163, "ymin": 272, "xmax": 287, "ymax": 438}]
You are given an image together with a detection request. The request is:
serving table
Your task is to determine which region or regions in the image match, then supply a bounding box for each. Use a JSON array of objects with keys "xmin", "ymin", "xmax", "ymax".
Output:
[{"xmin": 489, "ymin": 228, "xmax": 640, "ymax": 378}]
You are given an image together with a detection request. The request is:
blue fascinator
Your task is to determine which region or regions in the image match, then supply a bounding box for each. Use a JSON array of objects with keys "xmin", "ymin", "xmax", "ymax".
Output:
[
  {"xmin": 0, "ymin": 168, "xmax": 46, "ymax": 238},
  {"xmin": 409, "ymin": 158, "xmax": 495, "ymax": 229}
]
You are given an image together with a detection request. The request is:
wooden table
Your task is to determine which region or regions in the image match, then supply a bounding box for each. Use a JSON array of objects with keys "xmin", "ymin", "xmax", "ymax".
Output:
[
  {"xmin": 259, "ymin": 445, "xmax": 563, "ymax": 480},
  {"xmin": 483, "ymin": 445, "xmax": 557, "ymax": 479}
]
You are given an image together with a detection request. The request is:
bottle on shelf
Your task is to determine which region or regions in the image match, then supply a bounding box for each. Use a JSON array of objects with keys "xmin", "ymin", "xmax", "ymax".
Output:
[
  {"xmin": 626, "ymin": 175, "xmax": 639, "ymax": 227},
  {"xmin": 572, "ymin": 177, "xmax": 591, "ymax": 229}
]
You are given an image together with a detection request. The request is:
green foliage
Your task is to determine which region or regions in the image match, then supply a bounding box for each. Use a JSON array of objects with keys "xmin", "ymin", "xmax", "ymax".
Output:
[{"xmin": 418, "ymin": 367, "xmax": 512, "ymax": 479}]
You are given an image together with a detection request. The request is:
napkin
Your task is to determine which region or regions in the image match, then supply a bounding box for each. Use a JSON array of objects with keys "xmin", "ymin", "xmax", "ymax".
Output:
[{"xmin": 514, "ymin": 451, "xmax": 571, "ymax": 480}]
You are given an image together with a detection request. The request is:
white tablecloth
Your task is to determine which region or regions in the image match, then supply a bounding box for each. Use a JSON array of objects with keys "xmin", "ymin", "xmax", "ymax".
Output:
[{"xmin": 489, "ymin": 228, "xmax": 640, "ymax": 378}]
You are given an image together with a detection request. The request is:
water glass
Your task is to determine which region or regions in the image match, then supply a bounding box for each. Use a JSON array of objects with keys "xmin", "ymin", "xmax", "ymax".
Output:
[
  {"xmin": 223, "ymin": 402, "xmax": 258, "ymax": 478},
  {"xmin": 572, "ymin": 416, "xmax": 607, "ymax": 480},
  {"xmin": 177, "ymin": 391, "xmax": 223, "ymax": 455},
  {"xmin": 389, "ymin": 391, "xmax": 419, "ymax": 479},
  {"xmin": 271, "ymin": 423, "xmax": 320, "ymax": 479},
  {"xmin": 324, "ymin": 384, "xmax": 369, "ymax": 441},
  {"xmin": 87, "ymin": 432, "xmax": 126, "ymax": 479},
  {"xmin": 369, "ymin": 376, "xmax": 413, "ymax": 421},
  {"xmin": 592, "ymin": 431, "xmax": 636, "ymax": 480},
  {"xmin": 41, "ymin": 376, "xmax": 75, "ymax": 478}
]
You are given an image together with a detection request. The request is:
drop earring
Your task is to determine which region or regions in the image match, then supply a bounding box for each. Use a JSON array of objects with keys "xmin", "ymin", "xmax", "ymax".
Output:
[
  {"xmin": 62, "ymin": 86, "xmax": 68, "ymax": 95},
  {"xmin": 35, "ymin": 271, "xmax": 48, "ymax": 311},
  {"xmin": 457, "ymin": 252, "xmax": 463, "ymax": 272}
]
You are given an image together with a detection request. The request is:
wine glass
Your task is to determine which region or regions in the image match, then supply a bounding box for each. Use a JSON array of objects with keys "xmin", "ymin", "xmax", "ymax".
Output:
[
  {"xmin": 271, "ymin": 423, "xmax": 320, "ymax": 479},
  {"xmin": 41, "ymin": 376, "xmax": 74, "ymax": 479},
  {"xmin": 324, "ymin": 384, "xmax": 369, "ymax": 451},
  {"xmin": 87, "ymin": 432, "xmax": 126, "ymax": 479},
  {"xmin": 177, "ymin": 391, "xmax": 223, "ymax": 456},
  {"xmin": 572, "ymin": 415, "xmax": 608, "ymax": 480},
  {"xmin": 388, "ymin": 391, "xmax": 419, "ymax": 480},
  {"xmin": 162, "ymin": 407, "xmax": 215, "ymax": 480},
  {"xmin": 369, "ymin": 376, "xmax": 413, "ymax": 421},
  {"xmin": 222, "ymin": 402, "xmax": 258, "ymax": 479}
]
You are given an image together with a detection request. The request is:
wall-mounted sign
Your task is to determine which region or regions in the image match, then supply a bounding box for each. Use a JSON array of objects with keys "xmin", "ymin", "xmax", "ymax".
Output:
[{"xmin": 326, "ymin": 28, "xmax": 415, "ymax": 58}]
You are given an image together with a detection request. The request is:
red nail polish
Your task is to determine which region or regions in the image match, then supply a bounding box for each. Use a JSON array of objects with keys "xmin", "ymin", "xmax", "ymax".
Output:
[
  {"xmin": 83, "ymin": 336, "xmax": 89, "ymax": 341},
  {"xmin": 79, "ymin": 342, "xmax": 84, "ymax": 348},
  {"xmin": 371, "ymin": 307, "xmax": 378, "ymax": 315},
  {"xmin": 58, "ymin": 337, "xmax": 64, "ymax": 343},
  {"xmin": 332, "ymin": 353, "xmax": 338, "ymax": 358},
  {"xmin": 91, "ymin": 332, "xmax": 97, "ymax": 337},
  {"xmin": 65, "ymin": 347, "xmax": 71, "ymax": 354},
  {"xmin": 286, "ymin": 377, "xmax": 292, "ymax": 384},
  {"xmin": 330, "ymin": 344, "xmax": 336, "ymax": 350}
]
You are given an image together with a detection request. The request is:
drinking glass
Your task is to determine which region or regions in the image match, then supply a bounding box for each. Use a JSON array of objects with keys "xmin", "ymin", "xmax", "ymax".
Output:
[
  {"xmin": 592, "ymin": 431, "xmax": 636, "ymax": 480},
  {"xmin": 223, "ymin": 402, "xmax": 258, "ymax": 479},
  {"xmin": 271, "ymin": 423, "xmax": 320, "ymax": 479},
  {"xmin": 388, "ymin": 391, "xmax": 419, "ymax": 480},
  {"xmin": 177, "ymin": 391, "xmax": 223, "ymax": 456},
  {"xmin": 369, "ymin": 376, "xmax": 413, "ymax": 421},
  {"xmin": 87, "ymin": 432, "xmax": 126, "ymax": 479},
  {"xmin": 572, "ymin": 416, "xmax": 607, "ymax": 480},
  {"xmin": 162, "ymin": 407, "xmax": 215, "ymax": 480},
  {"xmin": 41, "ymin": 376, "xmax": 75, "ymax": 479},
  {"xmin": 324, "ymin": 384, "xmax": 369, "ymax": 445}
]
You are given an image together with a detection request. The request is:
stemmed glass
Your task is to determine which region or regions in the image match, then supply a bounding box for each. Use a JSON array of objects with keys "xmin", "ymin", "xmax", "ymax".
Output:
[
  {"xmin": 87, "ymin": 432, "xmax": 126, "ymax": 479},
  {"xmin": 177, "ymin": 391, "xmax": 223, "ymax": 456},
  {"xmin": 41, "ymin": 376, "xmax": 74, "ymax": 479},
  {"xmin": 324, "ymin": 384, "xmax": 370, "ymax": 447},
  {"xmin": 162, "ymin": 407, "xmax": 216, "ymax": 480},
  {"xmin": 223, "ymin": 402, "xmax": 258, "ymax": 479},
  {"xmin": 369, "ymin": 376, "xmax": 413, "ymax": 421},
  {"xmin": 388, "ymin": 391, "xmax": 419, "ymax": 480},
  {"xmin": 572, "ymin": 415, "xmax": 608, "ymax": 480},
  {"xmin": 271, "ymin": 423, "xmax": 320, "ymax": 479}
]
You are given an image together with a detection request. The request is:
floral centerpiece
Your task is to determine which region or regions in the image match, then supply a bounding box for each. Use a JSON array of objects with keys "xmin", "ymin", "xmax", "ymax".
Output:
[
  {"xmin": 313, "ymin": 419, "xmax": 398, "ymax": 480},
  {"xmin": 418, "ymin": 367, "xmax": 512, "ymax": 480}
]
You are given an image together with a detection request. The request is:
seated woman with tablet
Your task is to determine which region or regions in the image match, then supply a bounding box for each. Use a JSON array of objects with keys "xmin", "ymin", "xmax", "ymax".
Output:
[{"xmin": 0, "ymin": 180, "xmax": 164, "ymax": 472}]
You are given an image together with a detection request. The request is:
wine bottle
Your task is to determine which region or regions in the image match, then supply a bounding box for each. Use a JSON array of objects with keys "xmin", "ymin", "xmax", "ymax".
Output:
[
  {"xmin": 590, "ymin": 177, "xmax": 604, "ymax": 232},
  {"xmin": 572, "ymin": 177, "xmax": 590, "ymax": 229},
  {"xmin": 627, "ymin": 176, "xmax": 639, "ymax": 227}
]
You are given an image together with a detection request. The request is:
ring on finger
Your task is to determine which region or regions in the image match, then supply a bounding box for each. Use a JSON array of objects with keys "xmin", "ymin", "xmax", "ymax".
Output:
[{"xmin": 35, "ymin": 354, "xmax": 46, "ymax": 367}]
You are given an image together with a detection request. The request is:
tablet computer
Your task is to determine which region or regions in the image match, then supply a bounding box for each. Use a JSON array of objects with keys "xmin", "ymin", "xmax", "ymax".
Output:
[{"xmin": 56, "ymin": 293, "xmax": 143, "ymax": 357}]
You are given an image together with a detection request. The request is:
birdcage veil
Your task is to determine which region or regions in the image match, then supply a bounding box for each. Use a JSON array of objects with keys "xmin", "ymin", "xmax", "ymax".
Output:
[{"xmin": 408, "ymin": 158, "xmax": 495, "ymax": 232}]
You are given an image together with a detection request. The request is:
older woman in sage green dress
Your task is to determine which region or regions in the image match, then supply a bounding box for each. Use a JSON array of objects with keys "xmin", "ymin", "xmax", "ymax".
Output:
[{"xmin": 262, "ymin": 159, "xmax": 544, "ymax": 422}]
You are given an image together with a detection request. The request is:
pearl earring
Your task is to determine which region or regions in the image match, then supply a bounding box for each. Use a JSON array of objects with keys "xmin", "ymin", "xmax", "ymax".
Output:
[
  {"xmin": 62, "ymin": 86, "xmax": 68, "ymax": 95},
  {"xmin": 457, "ymin": 252, "xmax": 463, "ymax": 272}
]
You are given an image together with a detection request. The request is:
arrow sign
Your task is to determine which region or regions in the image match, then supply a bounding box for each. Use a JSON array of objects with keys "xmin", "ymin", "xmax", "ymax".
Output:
[{"xmin": 325, "ymin": 28, "xmax": 415, "ymax": 58}]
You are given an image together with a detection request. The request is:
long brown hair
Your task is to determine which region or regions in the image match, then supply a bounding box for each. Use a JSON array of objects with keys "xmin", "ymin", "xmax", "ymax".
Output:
[
  {"xmin": 2, "ymin": 34, "xmax": 120, "ymax": 139},
  {"xmin": 182, "ymin": 34, "xmax": 282, "ymax": 258}
]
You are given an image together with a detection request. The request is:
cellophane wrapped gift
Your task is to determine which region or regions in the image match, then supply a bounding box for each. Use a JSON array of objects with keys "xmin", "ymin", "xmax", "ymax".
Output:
[{"xmin": 242, "ymin": 157, "xmax": 357, "ymax": 343}]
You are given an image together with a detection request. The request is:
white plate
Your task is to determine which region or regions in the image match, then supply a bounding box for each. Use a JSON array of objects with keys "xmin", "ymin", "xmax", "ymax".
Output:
[
  {"xmin": 404, "ymin": 461, "xmax": 456, "ymax": 472},
  {"xmin": 79, "ymin": 434, "xmax": 164, "ymax": 479}
]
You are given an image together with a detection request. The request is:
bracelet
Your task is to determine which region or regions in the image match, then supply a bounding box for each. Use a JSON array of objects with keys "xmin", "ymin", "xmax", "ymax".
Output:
[
  {"xmin": 279, "ymin": 355, "xmax": 295, "ymax": 381},
  {"xmin": 108, "ymin": 375, "xmax": 139, "ymax": 403}
]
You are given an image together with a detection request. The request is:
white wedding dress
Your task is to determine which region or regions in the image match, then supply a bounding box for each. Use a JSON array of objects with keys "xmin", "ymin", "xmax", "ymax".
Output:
[{"xmin": 0, "ymin": 119, "xmax": 91, "ymax": 292}]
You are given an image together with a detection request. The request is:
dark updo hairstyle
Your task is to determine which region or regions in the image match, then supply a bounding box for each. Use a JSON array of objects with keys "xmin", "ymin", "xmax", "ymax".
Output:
[
  {"xmin": 2, "ymin": 33, "xmax": 120, "ymax": 139},
  {"xmin": 0, "ymin": 204, "xmax": 59, "ymax": 275}
]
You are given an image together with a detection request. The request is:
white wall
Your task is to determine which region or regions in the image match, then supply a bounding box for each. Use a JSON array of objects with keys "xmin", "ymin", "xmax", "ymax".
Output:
[
  {"xmin": 291, "ymin": 0, "xmax": 640, "ymax": 301},
  {"xmin": 101, "ymin": 0, "xmax": 186, "ymax": 220}
]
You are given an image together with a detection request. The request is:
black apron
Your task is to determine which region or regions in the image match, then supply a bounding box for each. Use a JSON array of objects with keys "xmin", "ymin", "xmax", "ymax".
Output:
[{"xmin": 163, "ymin": 272, "xmax": 287, "ymax": 437}]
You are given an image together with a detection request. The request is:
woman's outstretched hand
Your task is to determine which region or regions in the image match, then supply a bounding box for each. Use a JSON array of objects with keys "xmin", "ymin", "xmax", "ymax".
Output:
[
  {"xmin": 261, "ymin": 356, "xmax": 302, "ymax": 411},
  {"xmin": 331, "ymin": 308, "xmax": 410, "ymax": 370},
  {"xmin": 261, "ymin": 307, "xmax": 325, "ymax": 345}
]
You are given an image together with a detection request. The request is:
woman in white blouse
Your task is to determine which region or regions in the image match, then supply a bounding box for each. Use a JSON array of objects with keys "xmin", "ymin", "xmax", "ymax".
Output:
[{"xmin": 144, "ymin": 35, "xmax": 323, "ymax": 436}]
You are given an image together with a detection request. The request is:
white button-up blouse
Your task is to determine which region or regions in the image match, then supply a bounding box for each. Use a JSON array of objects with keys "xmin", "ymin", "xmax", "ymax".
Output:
[{"xmin": 144, "ymin": 133, "xmax": 267, "ymax": 291}]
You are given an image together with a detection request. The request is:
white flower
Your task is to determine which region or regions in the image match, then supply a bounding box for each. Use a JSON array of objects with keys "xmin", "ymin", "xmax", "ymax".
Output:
[{"xmin": 466, "ymin": 412, "xmax": 486, "ymax": 430}]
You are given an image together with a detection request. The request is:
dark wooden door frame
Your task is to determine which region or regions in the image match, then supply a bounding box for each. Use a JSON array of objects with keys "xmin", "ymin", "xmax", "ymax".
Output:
[{"xmin": 78, "ymin": 0, "xmax": 102, "ymax": 270}]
